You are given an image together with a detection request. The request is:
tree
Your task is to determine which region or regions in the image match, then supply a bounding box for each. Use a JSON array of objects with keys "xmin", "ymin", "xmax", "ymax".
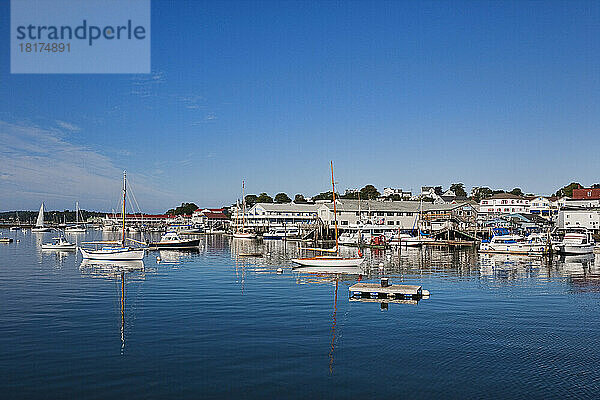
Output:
[
  {"xmin": 313, "ymin": 191, "xmax": 334, "ymax": 201},
  {"xmin": 592, "ymin": 184, "xmax": 600, "ymax": 189},
  {"xmin": 471, "ymin": 187, "xmax": 493, "ymax": 202},
  {"xmin": 449, "ymin": 183, "xmax": 467, "ymax": 198},
  {"xmin": 274, "ymin": 193, "xmax": 292, "ymax": 203},
  {"xmin": 166, "ymin": 202, "xmax": 198, "ymax": 216},
  {"xmin": 294, "ymin": 194, "xmax": 307, "ymax": 203},
  {"xmin": 256, "ymin": 192, "xmax": 273, "ymax": 203},
  {"xmin": 509, "ymin": 187, "xmax": 524, "ymax": 197},
  {"xmin": 434, "ymin": 186, "xmax": 443, "ymax": 196},
  {"xmin": 555, "ymin": 182, "xmax": 581, "ymax": 198},
  {"xmin": 359, "ymin": 184, "xmax": 380, "ymax": 200},
  {"xmin": 244, "ymin": 194, "xmax": 258, "ymax": 207}
]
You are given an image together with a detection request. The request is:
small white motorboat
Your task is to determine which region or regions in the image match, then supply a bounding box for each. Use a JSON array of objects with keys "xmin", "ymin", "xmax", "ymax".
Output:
[{"xmin": 42, "ymin": 236, "xmax": 76, "ymax": 250}]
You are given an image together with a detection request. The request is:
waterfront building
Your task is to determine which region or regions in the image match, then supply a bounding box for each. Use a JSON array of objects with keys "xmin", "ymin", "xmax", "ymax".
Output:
[
  {"xmin": 317, "ymin": 199, "xmax": 477, "ymax": 232},
  {"xmin": 192, "ymin": 208, "xmax": 229, "ymax": 229},
  {"xmin": 103, "ymin": 213, "xmax": 185, "ymax": 227},
  {"xmin": 565, "ymin": 188, "xmax": 600, "ymax": 207},
  {"xmin": 557, "ymin": 207, "xmax": 600, "ymax": 233},
  {"xmin": 479, "ymin": 193, "xmax": 530, "ymax": 214},
  {"xmin": 230, "ymin": 202, "xmax": 320, "ymax": 230}
]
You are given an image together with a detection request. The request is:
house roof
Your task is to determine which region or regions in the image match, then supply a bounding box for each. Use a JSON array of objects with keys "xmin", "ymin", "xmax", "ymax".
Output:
[
  {"xmin": 251, "ymin": 203, "xmax": 320, "ymax": 213},
  {"xmin": 319, "ymin": 199, "xmax": 472, "ymax": 213},
  {"xmin": 489, "ymin": 193, "xmax": 524, "ymax": 200}
]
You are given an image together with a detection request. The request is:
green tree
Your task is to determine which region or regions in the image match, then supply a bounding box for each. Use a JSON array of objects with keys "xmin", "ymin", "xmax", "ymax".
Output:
[
  {"xmin": 274, "ymin": 193, "xmax": 292, "ymax": 203},
  {"xmin": 244, "ymin": 194, "xmax": 258, "ymax": 206},
  {"xmin": 449, "ymin": 183, "xmax": 467, "ymax": 197},
  {"xmin": 340, "ymin": 191, "xmax": 359, "ymax": 199},
  {"xmin": 471, "ymin": 187, "xmax": 493, "ymax": 202},
  {"xmin": 313, "ymin": 191, "xmax": 334, "ymax": 201},
  {"xmin": 294, "ymin": 194, "xmax": 307, "ymax": 203},
  {"xmin": 359, "ymin": 184, "xmax": 380, "ymax": 200},
  {"xmin": 256, "ymin": 192, "xmax": 273, "ymax": 203},
  {"xmin": 509, "ymin": 187, "xmax": 524, "ymax": 197},
  {"xmin": 434, "ymin": 186, "xmax": 443, "ymax": 196},
  {"xmin": 166, "ymin": 202, "xmax": 198, "ymax": 215},
  {"xmin": 592, "ymin": 184, "xmax": 600, "ymax": 189},
  {"xmin": 555, "ymin": 182, "xmax": 582, "ymax": 197}
]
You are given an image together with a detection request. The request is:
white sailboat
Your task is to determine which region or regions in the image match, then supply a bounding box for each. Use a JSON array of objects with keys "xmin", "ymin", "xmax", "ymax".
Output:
[
  {"xmin": 31, "ymin": 203, "xmax": 52, "ymax": 232},
  {"xmin": 65, "ymin": 201, "xmax": 86, "ymax": 233},
  {"xmin": 232, "ymin": 180, "xmax": 257, "ymax": 239},
  {"xmin": 292, "ymin": 162, "xmax": 364, "ymax": 267},
  {"xmin": 79, "ymin": 171, "xmax": 145, "ymax": 261}
]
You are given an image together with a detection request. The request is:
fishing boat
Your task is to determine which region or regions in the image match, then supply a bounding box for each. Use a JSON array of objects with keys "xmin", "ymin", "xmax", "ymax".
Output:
[
  {"xmin": 42, "ymin": 236, "xmax": 76, "ymax": 250},
  {"xmin": 65, "ymin": 202, "xmax": 86, "ymax": 233},
  {"xmin": 31, "ymin": 203, "xmax": 52, "ymax": 232},
  {"xmin": 148, "ymin": 231, "xmax": 200, "ymax": 249},
  {"xmin": 233, "ymin": 181, "xmax": 257, "ymax": 239},
  {"xmin": 79, "ymin": 171, "xmax": 145, "ymax": 261},
  {"xmin": 553, "ymin": 230, "xmax": 594, "ymax": 255},
  {"xmin": 292, "ymin": 162, "xmax": 364, "ymax": 268}
]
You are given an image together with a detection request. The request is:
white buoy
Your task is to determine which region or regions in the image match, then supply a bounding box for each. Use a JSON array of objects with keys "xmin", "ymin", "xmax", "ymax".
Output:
[
  {"xmin": 276, "ymin": 268, "xmax": 283, "ymax": 274},
  {"xmin": 378, "ymin": 262, "xmax": 384, "ymax": 268},
  {"xmin": 156, "ymin": 256, "xmax": 161, "ymax": 262}
]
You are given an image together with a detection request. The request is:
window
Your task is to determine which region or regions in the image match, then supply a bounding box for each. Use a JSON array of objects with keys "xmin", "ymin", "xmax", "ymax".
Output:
[
  {"xmin": 387, "ymin": 212, "xmax": 394, "ymax": 216},
  {"xmin": 341, "ymin": 221, "xmax": 348, "ymax": 225},
  {"xmin": 377, "ymin": 212, "xmax": 384, "ymax": 216},
  {"xmin": 388, "ymin": 221, "xmax": 394, "ymax": 225}
]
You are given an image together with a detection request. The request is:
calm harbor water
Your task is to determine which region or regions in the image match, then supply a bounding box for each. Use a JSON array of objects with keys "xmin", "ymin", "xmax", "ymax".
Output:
[{"xmin": 1, "ymin": 229, "xmax": 600, "ymax": 399}]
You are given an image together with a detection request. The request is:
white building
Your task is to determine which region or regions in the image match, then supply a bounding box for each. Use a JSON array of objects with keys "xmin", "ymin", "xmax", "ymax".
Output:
[
  {"xmin": 479, "ymin": 193, "xmax": 530, "ymax": 214},
  {"xmin": 317, "ymin": 199, "xmax": 476, "ymax": 232},
  {"xmin": 382, "ymin": 188, "xmax": 412, "ymax": 199},
  {"xmin": 557, "ymin": 208, "xmax": 600, "ymax": 233},
  {"xmin": 231, "ymin": 203, "xmax": 320, "ymax": 230}
]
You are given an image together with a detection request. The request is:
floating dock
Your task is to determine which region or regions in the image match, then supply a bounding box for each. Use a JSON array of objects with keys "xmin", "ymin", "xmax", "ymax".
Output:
[{"xmin": 349, "ymin": 280, "xmax": 429, "ymax": 301}]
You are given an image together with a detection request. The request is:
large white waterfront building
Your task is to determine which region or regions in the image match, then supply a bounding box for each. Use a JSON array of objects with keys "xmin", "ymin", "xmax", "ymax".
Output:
[
  {"xmin": 479, "ymin": 193, "xmax": 530, "ymax": 214},
  {"xmin": 231, "ymin": 203, "xmax": 320, "ymax": 230},
  {"xmin": 317, "ymin": 199, "xmax": 477, "ymax": 232},
  {"xmin": 557, "ymin": 207, "xmax": 600, "ymax": 233}
]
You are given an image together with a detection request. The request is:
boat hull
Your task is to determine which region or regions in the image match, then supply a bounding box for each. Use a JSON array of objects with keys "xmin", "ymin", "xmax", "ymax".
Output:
[
  {"xmin": 42, "ymin": 244, "xmax": 76, "ymax": 250},
  {"xmin": 31, "ymin": 228, "xmax": 52, "ymax": 232},
  {"xmin": 291, "ymin": 257, "xmax": 365, "ymax": 267},
  {"xmin": 148, "ymin": 239, "xmax": 200, "ymax": 249},
  {"xmin": 554, "ymin": 244, "xmax": 594, "ymax": 255},
  {"xmin": 233, "ymin": 233, "xmax": 257, "ymax": 239},
  {"xmin": 80, "ymin": 247, "xmax": 145, "ymax": 260},
  {"xmin": 479, "ymin": 243, "xmax": 547, "ymax": 255}
]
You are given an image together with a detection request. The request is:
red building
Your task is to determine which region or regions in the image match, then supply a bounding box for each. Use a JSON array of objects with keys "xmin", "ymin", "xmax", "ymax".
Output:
[{"xmin": 572, "ymin": 188, "xmax": 600, "ymax": 200}]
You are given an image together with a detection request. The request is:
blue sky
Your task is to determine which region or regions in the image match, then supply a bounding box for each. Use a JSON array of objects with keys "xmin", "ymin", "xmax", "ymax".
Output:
[{"xmin": 1, "ymin": 0, "xmax": 599, "ymax": 212}]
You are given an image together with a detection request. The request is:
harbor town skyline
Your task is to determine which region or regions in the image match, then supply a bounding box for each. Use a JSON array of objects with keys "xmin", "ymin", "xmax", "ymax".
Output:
[{"xmin": 2, "ymin": 0, "xmax": 599, "ymax": 212}]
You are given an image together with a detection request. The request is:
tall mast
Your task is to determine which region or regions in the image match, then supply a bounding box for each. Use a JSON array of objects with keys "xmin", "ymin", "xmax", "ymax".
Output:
[
  {"xmin": 242, "ymin": 180, "xmax": 246, "ymax": 231},
  {"xmin": 122, "ymin": 171, "xmax": 127, "ymax": 246},
  {"xmin": 331, "ymin": 161, "xmax": 339, "ymax": 253}
]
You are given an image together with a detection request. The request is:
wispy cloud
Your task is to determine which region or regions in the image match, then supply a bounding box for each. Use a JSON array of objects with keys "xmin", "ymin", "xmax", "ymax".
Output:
[
  {"xmin": 56, "ymin": 120, "xmax": 80, "ymax": 132},
  {"xmin": 0, "ymin": 120, "xmax": 176, "ymax": 211},
  {"xmin": 130, "ymin": 70, "xmax": 166, "ymax": 97}
]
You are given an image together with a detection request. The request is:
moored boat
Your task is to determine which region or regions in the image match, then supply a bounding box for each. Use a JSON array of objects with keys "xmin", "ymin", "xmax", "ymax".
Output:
[
  {"xmin": 42, "ymin": 236, "xmax": 76, "ymax": 250},
  {"xmin": 553, "ymin": 230, "xmax": 594, "ymax": 255},
  {"xmin": 31, "ymin": 203, "xmax": 52, "ymax": 232},
  {"xmin": 148, "ymin": 231, "xmax": 200, "ymax": 249},
  {"xmin": 479, "ymin": 234, "xmax": 548, "ymax": 255}
]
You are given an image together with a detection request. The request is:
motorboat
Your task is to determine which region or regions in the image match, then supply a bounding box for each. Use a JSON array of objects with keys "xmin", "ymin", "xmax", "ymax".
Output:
[
  {"xmin": 553, "ymin": 230, "xmax": 594, "ymax": 255},
  {"xmin": 148, "ymin": 231, "xmax": 200, "ymax": 249},
  {"xmin": 480, "ymin": 234, "xmax": 548, "ymax": 255},
  {"xmin": 263, "ymin": 227, "xmax": 300, "ymax": 239},
  {"xmin": 31, "ymin": 203, "xmax": 52, "ymax": 232},
  {"xmin": 42, "ymin": 236, "xmax": 76, "ymax": 250}
]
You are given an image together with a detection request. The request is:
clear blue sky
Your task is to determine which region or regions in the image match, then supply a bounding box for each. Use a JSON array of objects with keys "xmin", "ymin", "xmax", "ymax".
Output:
[{"xmin": 1, "ymin": 0, "xmax": 599, "ymax": 212}]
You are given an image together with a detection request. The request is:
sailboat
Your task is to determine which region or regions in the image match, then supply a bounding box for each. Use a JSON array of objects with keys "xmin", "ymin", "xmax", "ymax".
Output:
[
  {"xmin": 79, "ymin": 171, "xmax": 145, "ymax": 260},
  {"xmin": 31, "ymin": 203, "xmax": 52, "ymax": 232},
  {"xmin": 291, "ymin": 162, "xmax": 364, "ymax": 267},
  {"xmin": 232, "ymin": 180, "xmax": 257, "ymax": 239},
  {"xmin": 65, "ymin": 201, "xmax": 86, "ymax": 233},
  {"xmin": 9, "ymin": 211, "xmax": 21, "ymax": 231}
]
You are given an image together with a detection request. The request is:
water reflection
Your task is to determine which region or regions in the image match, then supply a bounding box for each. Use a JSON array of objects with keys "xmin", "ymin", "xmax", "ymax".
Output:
[{"xmin": 79, "ymin": 259, "xmax": 145, "ymax": 354}]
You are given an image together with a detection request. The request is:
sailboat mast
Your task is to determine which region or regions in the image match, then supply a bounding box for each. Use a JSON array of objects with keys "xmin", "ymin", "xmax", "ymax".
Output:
[
  {"xmin": 122, "ymin": 171, "xmax": 127, "ymax": 246},
  {"xmin": 331, "ymin": 161, "xmax": 339, "ymax": 253},
  {"xmin": 242, "ymin": 180, "xmax": 246, "ymax": 231}
]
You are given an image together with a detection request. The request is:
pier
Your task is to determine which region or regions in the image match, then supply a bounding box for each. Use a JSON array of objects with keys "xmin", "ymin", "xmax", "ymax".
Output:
[{"xmin": 349, "ymin": 280, "xmax": 429, "ymax": 301}]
